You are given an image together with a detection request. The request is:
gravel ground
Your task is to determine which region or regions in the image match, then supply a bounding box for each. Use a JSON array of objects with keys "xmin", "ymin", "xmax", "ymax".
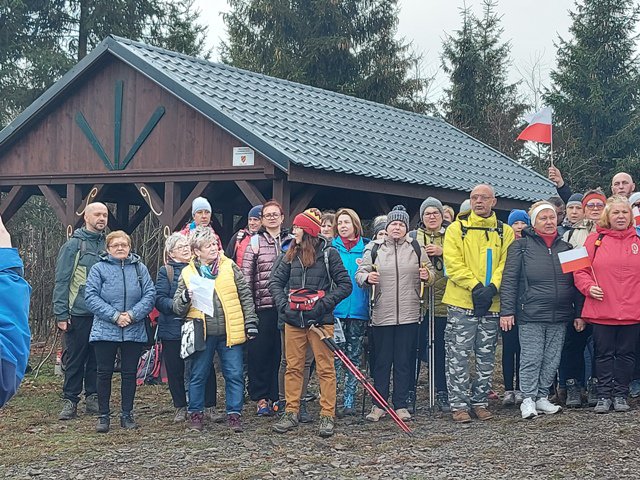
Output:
[{"xmin": 2, "ymin": 383, "xmax": 640, "ymax": 480}]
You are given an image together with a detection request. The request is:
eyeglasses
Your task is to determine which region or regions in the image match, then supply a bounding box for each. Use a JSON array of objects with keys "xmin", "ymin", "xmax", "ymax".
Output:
[
  {"xmin": 585, "ymin": 202, "xmax": 605, "ymax": 209},
  {"xmin": 172, "ymin": 244, "xmax": 190, "ymax": 251},
  {"xmin": 108, "ymin": 243, "xmax": 130, "ymax": 249},
  {"xmin": 470, "ymin": 194, "xmax": 493, "ymax": 201},
  {"xmin": 262, "ymin": 213, "xmax": 281, "ymax": 219},
  {"xmin": 423, "ymin": 211, "xmax": 441, "ymax": 218}
]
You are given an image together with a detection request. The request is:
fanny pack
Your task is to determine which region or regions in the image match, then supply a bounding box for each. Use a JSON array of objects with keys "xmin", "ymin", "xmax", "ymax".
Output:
[{"xmin": 288, "ymin": 288, "xmax": 325, "ymax": 311}]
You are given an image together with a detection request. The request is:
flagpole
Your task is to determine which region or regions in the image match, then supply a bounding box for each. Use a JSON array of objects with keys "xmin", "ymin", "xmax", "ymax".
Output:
[{"xmin": 549, "ymin": 111, "xmax": 554, "ymax": 168}]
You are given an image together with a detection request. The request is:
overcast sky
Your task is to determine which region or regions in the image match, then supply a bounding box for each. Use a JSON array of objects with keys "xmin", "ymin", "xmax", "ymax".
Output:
[{"xmin": 194, "ymin": 0, "xmax": 576, "ymax": 107}]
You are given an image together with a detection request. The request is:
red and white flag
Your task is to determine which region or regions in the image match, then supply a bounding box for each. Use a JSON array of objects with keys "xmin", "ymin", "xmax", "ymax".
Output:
[
  {"xmin": 633, "ymin": 206, "xmax": 640, "ymax": 226},
  {"xmin": 517, "ymin": 107, "xmax": 552, "ymax": 144},
  {"xmin": 558, "ymin": 246, "xmax": 591, "ymax": 274}
]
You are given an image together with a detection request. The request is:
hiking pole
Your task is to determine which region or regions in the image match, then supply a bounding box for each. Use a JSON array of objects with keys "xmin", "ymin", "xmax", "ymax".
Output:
[
  {"xmin": 428, "ymin": 285, "xmax": 436, "ymax": 415},
  {"xmin": 363, "ymin": 264, "xmax": 378, "ymax": 418},
  {"xmin": 361, "ymin": 328, "xmax": 369, "ymax": 418},
  {"xmin": 310, "ymin": 325, "xmax": 412, "ymax": 435},
  {"xmin": 411, "ymin": 262, "xmax": 429, "ymax": 415}
]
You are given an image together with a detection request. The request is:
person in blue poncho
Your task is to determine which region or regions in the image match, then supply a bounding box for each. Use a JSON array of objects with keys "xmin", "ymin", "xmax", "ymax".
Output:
[{"xmin": 0, "ymin": 213, "xmax": 31, "ymax": 408}]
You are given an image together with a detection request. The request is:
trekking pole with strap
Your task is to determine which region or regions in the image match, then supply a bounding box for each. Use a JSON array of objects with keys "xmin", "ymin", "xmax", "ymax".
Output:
[
  {"xmin": 411, "ymin": 262, "xmax": 429, "ymax": 415},
  {"xmin": 363, "ymin": 263, "xmax": 378, "ymax": 417},
  {"xmin": 428, "ymin": 285, "xmax": 436, "ymax": 415},
  {"xmin": 310, "ymin": 325, "xmax": 412, "ymax": 435}
]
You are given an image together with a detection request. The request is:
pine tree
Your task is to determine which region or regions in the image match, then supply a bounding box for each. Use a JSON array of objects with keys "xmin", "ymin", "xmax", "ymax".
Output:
[
  {"xmin": 545, "ymin": 0, "xmax": 640, "ymax": 191},
  {"xmin": 441, "ymin": 0, "xmax": 527, "ymax": 159},
  {"xmin": 222, "ymin": 0, "xmax": 430, "ymax": 113}
]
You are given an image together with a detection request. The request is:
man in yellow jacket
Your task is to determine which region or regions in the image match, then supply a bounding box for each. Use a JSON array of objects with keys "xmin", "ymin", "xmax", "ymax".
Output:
[{"xmin": 443, "ymin": 184, "xmax": 514, "ymax": 423}]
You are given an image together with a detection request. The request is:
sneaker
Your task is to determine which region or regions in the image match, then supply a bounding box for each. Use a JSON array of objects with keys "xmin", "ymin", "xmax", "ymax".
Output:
[
  {"xmin": 629, "ymin": 379, "xmax": 640, "ymax": 398},
  {"xmin": 120, "ymin": 412, "xmax": 138, "ymax": 429},
  {"xmin": 565, "ymin": 379, "xmax": 582, "ymax": 408},
  {"xmin": 85, "ymin": 394, "xmax": 99, "ymax": 415},
  {"xmin": 613, "ymin": 396, "xmax": 631, "ymax": 412},
  {"xmin": 204, "ymin": 406, "xmax": 225, "ymax": 423},
  {"xmin": 594, "ymin": 398, "xmax": 612, "ymax": 414},
  {"xmin": 173, "ymin": 407, "xmax": 187, "ymax": 423},
  {"xmin": 436, "ymin": 391, "xmax": 451, "ymax": 413},
  {"xmin": 272, "ymin": 412, "xmax": 299, "ymax": 433},
  {"xmin": 502, "ymin": 390, "xmax": 515, "ymax": 407},
  {"xmin": 520, "ymin": 398, "xmax": 538, "ymax": 419},
  {"xmin": 395, "ymin": 408, "xmax": 411, "ymax": 421},
  {"xmin": 318, "ymin": 415, "xmax": 335, "ymax": 438},
  {"xmin": 58, "ymin": 399, "xmax": 78, "ymax": 421},
  {"xmin": 189, "ymin": 412, "xmax": 204, "ymax": 431},
  {"xmin": 298, "ymin": 401, "xmax": 313, "ymax": 424},
  {"xmin": 587, "ymin": 378, "xmax": 599, "ymax": 407},
  {"xmin": 228, "ymin": 413, "xmax": 243, "ymax": 432},
  {"xmin": 472, "ymin": 406, "xmax": 493, "ymax": 421},
  {"xmin": 365, "ymin": 405, "xmax": 387, "ymax": 422},
  {"xmin": 451, "ymin": 409, "xmax": 472, "ymax": 423},
  {"xmin": 256, "ymin": 399, "xmax": 273, "ymax": 417},
  {"xmin": 535, "ymin": 397, "xmax": 562, "ymax": 415},
  {"xmin": 95, "ymin": 415, "xmax": 110, "ymax": 433},
  {"xmin": 514, "ymin": 390, "xmax": 525, "ymax": 406}
]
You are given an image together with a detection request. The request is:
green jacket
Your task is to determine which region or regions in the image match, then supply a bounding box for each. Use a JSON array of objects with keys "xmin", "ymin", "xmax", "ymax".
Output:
[
  {"xmin": 53, "ymin": 228, "xmax": 106, "ymax": 321},
  {"xmin": 410, "ymin": 226, "xmax": 448, "ymax": 317}
]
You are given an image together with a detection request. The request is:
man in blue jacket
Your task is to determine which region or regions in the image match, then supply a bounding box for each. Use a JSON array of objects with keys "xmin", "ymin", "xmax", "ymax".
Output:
[
  {"xmin": 53, "ymin": 203, "xmax": 107, "ymax": 420},
  {"xmin": 0, "ymin": 214, "xmax": 31, "ymax": 408}
]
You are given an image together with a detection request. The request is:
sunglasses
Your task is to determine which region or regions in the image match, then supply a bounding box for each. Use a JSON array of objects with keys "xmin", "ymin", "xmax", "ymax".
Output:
[{"xmin": 585, "ymin": 202, "xmax": 605, "ymax": 209}]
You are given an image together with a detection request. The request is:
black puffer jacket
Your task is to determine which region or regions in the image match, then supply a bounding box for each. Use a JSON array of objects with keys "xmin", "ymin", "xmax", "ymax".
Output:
[
  {"xmin": 269, "ymin": 238, "xmax": 352, "ymax": 328},
  {"xmin": 155, "ymin": 260, "xmax": 188, "ymax": 341},
  {"xmin": 500, "ymin": 227, "xmax": 583, "ymax": 323}
]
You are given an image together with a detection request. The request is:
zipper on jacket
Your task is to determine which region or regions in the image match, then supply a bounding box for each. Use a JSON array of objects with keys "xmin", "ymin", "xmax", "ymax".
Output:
[
  {"xmin": 395, "ymin": 241, "xmax": 400, "ymax": 325},
  {"xmin": 549, "ymin": 246, "xmax": 558, "ymax": 323},
  {"xmin": 121, "ymin": 260, "xmax": 126, "ymax": 342},
  {"xmin": 300, "ymin": 257, "xmax": 306, "ymax": 328}
]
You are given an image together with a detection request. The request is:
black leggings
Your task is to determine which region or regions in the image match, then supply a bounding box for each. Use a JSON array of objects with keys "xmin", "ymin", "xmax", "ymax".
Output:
[
  {"xmin": 501, "ymin": 324, "xmax": 521, "ymax": 391},
  {"xmin": 94, "ymin": 341, "xmax": 143, "ymax": 416}
]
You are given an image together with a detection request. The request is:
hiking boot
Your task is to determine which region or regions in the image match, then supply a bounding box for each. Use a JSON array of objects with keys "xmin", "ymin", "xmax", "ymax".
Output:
[
  {"xmin": 535, "ymin": 397, "xmax": 562, "ymax": 415},
  {"xmin": 85, "ymin": 394, "xmax": 99, "ymax": 415},
  {"xmin": 472, "ymin": 406, "xmax": 493, "ymax": 421},
  {"xmin": 629, "ymin": 379, "xmax": 640, "ymax": 398},
  {"xmin": 514, "ymin": 390, "xmax": 525, "ymax": 406},
  {"xmin": 451, "ymin": 410, "xmax": 472, "ymax": 423},
  {"xmin": 502, "ymin": 390, "xmax": 515, "ymax": 407},
  {"xmin": 95, "ymin": 415, "xmax": 110, "ymax": 433},
  {"xmin": 228, "ymin": 413, "xmax": 243, "ymax": 432},
  {"xmin": 120, "ymin": 412, "xmax": 138, "ymax": 429},
  {"xmin": 395, "ymin": 408, "xmax": 411, "ymax": 421},
  {"xmin": 189, "ymin": 412, "xmax": 204, "ymax": 431},
  {"xmin": 520, "ymin": 398, "xmax": 537, "ymax": 420},
  {"xmin": 58, "ymin": 399, "xmax": 78, "ymax": 420},
  {"xmin": 613, "ymin": 396, "xmax": 630, "ymax": 412},
  {"xmin": 594, "ymin": 398, "xmax": 612, "ymax": 414},
  {"xmin": 298, "ymin": 401, "xmax": 313, "ymax": 423},
  {"xmin": 173, "ymin": 407, "xmax": 187, "ymax": 423},
  {"xmin": 256, "ymin": 399, "xmax": 273, "ymax": 417},
  {"xmin": 436, "ymin": 391, "xmax": 451, "ymax": 413},
  {"xmin": 272, "ymin": 412, "xmax": 299, "ymax": 433},
  {"xmin": 587, "ymin": 378, "xmax": 599, "ymax": 407},
  {"xmin": 365, "ymin": 405, "xmax": 387, "ymax": 422},
  {"xmin": 565, "ymin": 379, "xmax": 582, "ymax": 408},
  {"xmin": 318, "ymin": 415, "xmax": 335, "ymax": 438},
  {"xmin": 204, "ymin": 406, "xmax": 225, "ymax": 423}
]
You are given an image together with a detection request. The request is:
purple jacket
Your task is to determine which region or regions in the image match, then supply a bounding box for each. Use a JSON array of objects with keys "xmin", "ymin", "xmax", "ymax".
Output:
[{"xmin": 242, "ymin": 229, "xmax": 288, "ymax": 311}]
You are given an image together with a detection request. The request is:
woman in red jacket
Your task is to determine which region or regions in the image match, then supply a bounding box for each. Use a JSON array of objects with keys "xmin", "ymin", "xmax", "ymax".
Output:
[{"xmin": 574, "ymin": 195, "xmax": 640, "ymax": 414}]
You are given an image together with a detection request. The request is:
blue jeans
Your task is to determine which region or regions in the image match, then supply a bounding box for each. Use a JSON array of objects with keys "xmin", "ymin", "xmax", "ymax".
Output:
[{"xmin": 188, "ymin": 335, "xmax": 244, "ymax": 414}]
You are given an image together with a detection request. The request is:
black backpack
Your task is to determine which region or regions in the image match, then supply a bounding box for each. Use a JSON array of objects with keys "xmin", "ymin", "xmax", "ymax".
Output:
[{"xmin": 457, "ymin": 212, "xmax": 504, "ymax": 245}]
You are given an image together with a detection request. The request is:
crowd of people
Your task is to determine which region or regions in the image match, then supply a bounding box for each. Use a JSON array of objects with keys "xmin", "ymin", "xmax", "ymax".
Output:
[{"xmin": 49, "ymin": 166, "xmax": 640, "ymax": 436}]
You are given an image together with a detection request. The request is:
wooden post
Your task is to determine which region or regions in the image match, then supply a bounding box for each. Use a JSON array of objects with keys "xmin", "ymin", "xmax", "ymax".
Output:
[{"xmin": 272, "ymin": 176, "xmax": 290, "ymax": 224}]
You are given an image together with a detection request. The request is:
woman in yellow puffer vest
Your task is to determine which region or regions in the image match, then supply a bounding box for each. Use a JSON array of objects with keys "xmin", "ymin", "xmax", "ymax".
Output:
[{"xmin": 173, "ymin": 227, "xmax": 258, "ymax": 433}]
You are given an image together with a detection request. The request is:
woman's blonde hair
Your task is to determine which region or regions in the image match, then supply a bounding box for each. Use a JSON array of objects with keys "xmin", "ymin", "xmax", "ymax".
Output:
[
  {"xmin": 105, "ymin": 230, "xmax": 131, "ymax": 248},
  {"xmin": 189, "ymin": 226, "xmax": 217, "ymax": 251},
  {"xmin": 598, "ymin": 195, "xmax": 632, "ymax": 229},
  {"xmin": 333, "ymin": 208, "xmax": 363, "ymax": 238}
]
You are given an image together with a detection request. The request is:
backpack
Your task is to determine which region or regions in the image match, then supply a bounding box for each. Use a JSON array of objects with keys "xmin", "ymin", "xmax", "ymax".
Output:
[
  {"xmin": 457, "ymin": 212, "xmax": 505, "ymax": 245},
  {"xmin": 165, "ymin": 264, "xmax": 174, "ymax": 284},
  {"xmin": 371, "ymin": 238, "xmax": 422, "ymax": 265},
  {"xmin": 136, "ymin": 341, "xmax": 167, "ymax": 385}
]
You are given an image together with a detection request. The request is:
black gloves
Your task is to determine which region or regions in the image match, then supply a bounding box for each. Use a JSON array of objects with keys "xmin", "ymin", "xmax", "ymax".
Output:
[{"xmin": 472, "ymin": 283, "xmax": 497, "ymax": 317}]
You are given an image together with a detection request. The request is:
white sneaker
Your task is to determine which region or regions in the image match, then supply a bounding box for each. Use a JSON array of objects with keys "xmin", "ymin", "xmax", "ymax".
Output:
[
  {"xmin": 536, "ymin": 397, "xmax": 562, "ymax": 415},
  {"xmin": 520, "ymin": 398, "xmax": 538, "ymax": 419},
  {"xmin": 366, "ymin": 405, "xmax": 387, "ymax": 422},
  {"xmin": 395, "ymin": 408, "xmax": 411, "ymax": 421}
]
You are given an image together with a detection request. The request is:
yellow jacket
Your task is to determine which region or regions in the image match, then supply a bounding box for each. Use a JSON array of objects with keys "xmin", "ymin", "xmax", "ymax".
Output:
[{"xmin": 442, "ymin": 211, "xmax": 514, "ymax": 312}]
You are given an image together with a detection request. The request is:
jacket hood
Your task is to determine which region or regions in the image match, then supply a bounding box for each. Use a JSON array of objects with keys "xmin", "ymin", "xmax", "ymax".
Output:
[
  {"xmin": 383, "ymin": 234, "xmax": 411, "ymax": 247},
  {"xmin": 415, "ymin": 226, "xmax": 446, "ymax": 237},
  {"xmin": 72, "ymin": 227, "xmax": 105, "ymax": 241},
  {"xmin": 167, "ymin": 258, "xmax": 189, "ymax": 268},
  {"xmin": 99, "ymin": 252, "xmax": 142, "ymax": 264},
  {"xmin": 595, "ymin": 225, "xmax": 638, "ymax": 239}
]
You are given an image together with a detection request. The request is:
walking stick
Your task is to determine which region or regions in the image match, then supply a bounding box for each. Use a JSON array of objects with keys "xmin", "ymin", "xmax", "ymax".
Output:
[
  {"xmin": 411, "ymin": 262, "xmax": 428, "ymax": 414},
  {"xmin": 310, "ymin": 325, "xmax": 413, "ymax": 435},
  {"xmin": 363, "ymin": 264, "xmax": 378, "ymax": 417},
  {"xmin": 428, "ymin": 285, "xmax": 436, "ymax": 415}
]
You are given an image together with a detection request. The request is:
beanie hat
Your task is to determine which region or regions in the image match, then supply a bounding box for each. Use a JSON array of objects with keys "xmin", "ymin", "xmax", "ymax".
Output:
[
  {"xmin": 507, "ymin": 209, "xmax": 530, "ymax": 226},
  {"xmin": 582, "ymin": 191, "xmax": 606, "ymax": 208},
  {"xmin": 566, "ymin": 193, "xmax": 584, "ymax": 208},
  {"xmin": 293, "ymin": 209, "xmax": 322, "ymax": 237},
  {"xmin": 459, "ymin": 199, "xmax": 471, "ymax": 215},
  {"xmin": 628, "ymin": 192, "xmax": 640, "ymax": 206},
  {"xmin": 248, "ymin": 204, "xmax": 263, "ymax": 219},
  {"xmin": 372, "ymin": 216, "xmax": 387, "ymax": 237},
  {"xmin": 386, "ymin": 205, "xmax": 410, "ymax": 231},
  {"xmin": 530, "ymin": 203, "xmax": 556, "ymax": 226},
  {"xmin": 420, "ymin": 197, "xmax": 444, "ymax": 219},
  {"xmin": 192, "ymin": 197, "xmax": 212, "ymax": 216}
]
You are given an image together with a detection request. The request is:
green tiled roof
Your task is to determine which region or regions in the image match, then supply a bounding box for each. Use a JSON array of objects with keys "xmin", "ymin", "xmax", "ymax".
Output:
[{"xmin": 0, "ymin": 36, "xmax": 555, "ymax": 201}]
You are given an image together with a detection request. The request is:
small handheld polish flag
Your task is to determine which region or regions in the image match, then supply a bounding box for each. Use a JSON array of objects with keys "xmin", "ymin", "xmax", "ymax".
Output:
[{"xmin": 558, "ymin": 247, "xmax": 591, "ymax": 274}]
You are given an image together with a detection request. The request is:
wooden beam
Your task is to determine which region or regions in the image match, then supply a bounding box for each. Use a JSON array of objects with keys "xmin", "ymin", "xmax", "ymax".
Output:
[
  {"xmin": 290, "ymin": 185, "xmax": 319, "ymax": 218},
  {"xmin": 173, "ymin": 181, "xmax": 209, "ymax": 228},
  {"xmin": 235, "ymin": 180, "xmax": 266, "ymax": 206},
  {"xmin": 128, "ymin": 204, "xmax": 150, "ymax": 233},
  {"xmin": 272, "ymin": 177, "xmax": 290, "ymax": 222},
  {"xmin": 0, "ymin": 186, "xmax": 31, "ymax": 223},
  {"xmin": 116, "ymin": 201, "xmax": 129, "ymax": 232},
  {"xmin": 107, "ymin": 209, "xmax": 123, "ymax": 232},
  {"xmin": 74, "ymin": 184, "xmax": 108, "ymax": 228},
  {"xmin": 66, "ymin": 184, "xmax": 82, "ymax": 229},
  {"xmin": 161, "ymin": 182, "xmax": 179, "ymax": 233},
  {"xmin": 135, "ymin": 183, "xmax": 164, "ymax": 218},
  {"xmin": 39, "ymin": 185, "xmax": 67, "ymax": 225}
]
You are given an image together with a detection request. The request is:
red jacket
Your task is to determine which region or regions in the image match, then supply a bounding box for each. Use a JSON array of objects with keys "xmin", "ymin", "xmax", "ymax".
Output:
[{"xmin": 573, "ymin": 226, "xmax": 640, "ymax": 325}]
